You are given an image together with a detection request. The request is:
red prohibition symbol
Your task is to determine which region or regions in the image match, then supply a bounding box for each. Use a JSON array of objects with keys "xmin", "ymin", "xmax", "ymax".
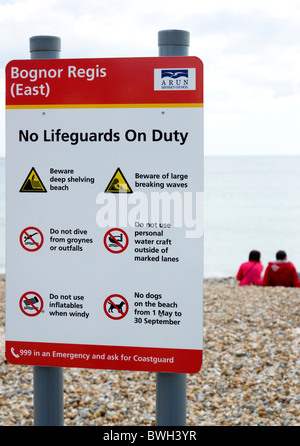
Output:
[
  {"xmin": 104, "ymin": 294, "xmax": 129, "ymax": 320},
  {"xmin": 20, "ymin": 226, "xmax": 44, "ymax": 252},
  {"xmin": 19, "ymin": 291, "xmax": 44, "ymax": 317},
  {"xmin": 104, "ymin": 228, "xmax": 129, "ymax": 254}
]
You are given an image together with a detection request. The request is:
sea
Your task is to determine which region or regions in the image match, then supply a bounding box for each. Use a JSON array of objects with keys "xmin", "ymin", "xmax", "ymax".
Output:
[{"xmin": 0, "ymin": 155, "xmax": 300, "ymax": 278}]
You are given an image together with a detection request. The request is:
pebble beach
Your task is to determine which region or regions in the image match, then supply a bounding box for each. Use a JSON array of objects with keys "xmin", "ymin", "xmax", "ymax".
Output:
[{"xmin": 0, "ymin": 274, "xmax": 299, "ymax": 426}]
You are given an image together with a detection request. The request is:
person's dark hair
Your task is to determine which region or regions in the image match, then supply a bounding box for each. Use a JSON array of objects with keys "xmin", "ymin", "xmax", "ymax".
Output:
[
  {"xmin": 249, "ymin": 250, "xmax": 261, "ymax": 262},
  {"xmin": 276, "ymin": 250, "xmax": 287, "ymax": 260}
]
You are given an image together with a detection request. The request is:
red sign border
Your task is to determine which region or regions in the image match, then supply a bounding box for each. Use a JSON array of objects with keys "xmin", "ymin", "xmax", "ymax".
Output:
[
  {"xmin": 5, "ymin": 340, "xmax": 202, "ymax": 373},
  {"xmin": 6, "ymin": 56, "xmax": 203, "ymax": 106}
]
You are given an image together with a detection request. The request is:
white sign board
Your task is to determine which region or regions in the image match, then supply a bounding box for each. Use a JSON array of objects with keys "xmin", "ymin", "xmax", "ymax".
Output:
[{"xmin": 5, "ymin": 57, "xmax": 203, "ymax": 373}]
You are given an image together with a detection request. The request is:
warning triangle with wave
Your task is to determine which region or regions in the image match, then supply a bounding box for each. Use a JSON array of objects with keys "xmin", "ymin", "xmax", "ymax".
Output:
[
  {"xmin": 20, "ymin": 167, "xmax": 47, "ymax": 193},
  {"xmin": 105, "ymin": 168, "xmax": 133, "ymax": 193}
]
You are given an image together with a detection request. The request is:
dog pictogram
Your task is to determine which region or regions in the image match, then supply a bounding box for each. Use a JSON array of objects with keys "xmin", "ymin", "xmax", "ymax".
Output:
[{"xmin": 104, "ymin": 294, "xmax": 129, "ymax": 320}]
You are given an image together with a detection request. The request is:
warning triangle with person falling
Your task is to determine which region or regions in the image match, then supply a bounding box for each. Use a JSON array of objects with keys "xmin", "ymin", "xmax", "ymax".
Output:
[
  {"xmin": 105, "ymin": 168, "xmax": 133, "ymax": 193},
  {"xmin": 19, "ymin": 167, "xmax": 47, "ymax": 193}
]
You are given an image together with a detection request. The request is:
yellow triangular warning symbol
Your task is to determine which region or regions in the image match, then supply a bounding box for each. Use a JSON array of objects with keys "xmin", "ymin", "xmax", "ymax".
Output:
[
  {"xmin": 105, "ymin": 168, "xmax": 133, "ymax": 193},
  {"xmin": 20, "ymin": 167, "xmax": 47, "ymax": 193}
]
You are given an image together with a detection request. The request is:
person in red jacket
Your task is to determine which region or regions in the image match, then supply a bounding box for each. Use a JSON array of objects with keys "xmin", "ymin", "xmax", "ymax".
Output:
[
  {"xmin": 236, "ymin": 250, "xmax": 263, "ymax": 286},
  {"xmin": 263, "ymin": 251, "xmax": 300, "ymax": 287}
]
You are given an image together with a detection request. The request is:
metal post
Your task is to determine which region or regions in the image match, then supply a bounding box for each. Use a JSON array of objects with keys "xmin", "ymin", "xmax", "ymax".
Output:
[
  {"xmin": 30, "ymin": 35, "xmax": 61, "ymax": 60},
  {"xmin": 156, "ymin": 29, "xmax": 190, "ymax": 426},
  {"xmin": 30, "ymin": 35, "xmax": 64, "ymax": 426},
  {"xmin": 33, "ymin": 366, "xmax": 64, "ymax": 426},
  {"xmin": 158, "ymin": 29, "xmax": 190, "ymax": 57}
]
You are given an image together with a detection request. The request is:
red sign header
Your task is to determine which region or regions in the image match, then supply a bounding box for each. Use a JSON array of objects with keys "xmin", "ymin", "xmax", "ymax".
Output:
[{"xmin": 6, "ymin": 56, "xmax": 203, "ymax": 106}]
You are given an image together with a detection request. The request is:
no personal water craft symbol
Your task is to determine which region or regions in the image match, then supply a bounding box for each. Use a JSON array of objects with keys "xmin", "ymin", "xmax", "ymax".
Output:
[{"xmin": 104, "ymin": 228, "xmax": 129, "ymax": 253}]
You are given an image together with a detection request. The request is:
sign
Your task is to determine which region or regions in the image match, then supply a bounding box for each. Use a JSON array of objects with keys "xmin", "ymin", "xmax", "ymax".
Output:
[
  {"xmin": 20, "ymin": 226, "xmax": 44, "ymax": 252},
  {"xmin": 19, "ymin": 291, "xmax": 44, "ymax": 317},
  {"xmin": 104, "ymin": 294, "xmax": 129, "ymax": 320},
  {"xmin": 5, "ymin": 57, "xmax": 203, "ymax": 373},
  {"xmin": 103, "ymin": 228, "xmax": 129, "ymax": 254},
  {"xmin": 20, "ymin": 167, "xmax": 47, "ymax": 192},
  {"xmin": 105, "ymin": 168, "xmax": 133, "ymax": 193}
]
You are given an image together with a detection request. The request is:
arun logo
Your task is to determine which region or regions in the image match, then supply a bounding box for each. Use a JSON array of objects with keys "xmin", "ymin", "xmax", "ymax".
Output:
[
  {"xmin": 154, "ymin": 68, "xmax": 196, "ymax": 91},
  {"xmin": 161, "ymin": 69, "xmax": 188, "ymax": 80}
]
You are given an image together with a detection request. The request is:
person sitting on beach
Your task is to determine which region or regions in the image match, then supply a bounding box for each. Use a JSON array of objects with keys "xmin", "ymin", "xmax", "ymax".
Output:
[
  {"xmin": 263, "ymin": 250, "xmax": 300, "ymax": 287},
  {"xmin": 236, "ymin": 250, "xmax": 263, "ymax": 286}
]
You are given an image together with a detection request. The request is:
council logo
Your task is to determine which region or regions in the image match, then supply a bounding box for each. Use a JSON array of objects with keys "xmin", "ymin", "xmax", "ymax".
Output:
[{"xmin": 154, "ymin": 68, "xmax": 196, "ymax": 90}]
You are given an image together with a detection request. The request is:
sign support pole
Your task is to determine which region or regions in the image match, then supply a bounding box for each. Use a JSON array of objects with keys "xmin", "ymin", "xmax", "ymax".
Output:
[
  {"xmin": 30, "ymin": 35, "xmax": 64, "ymax": 427},
  {"xmin": 156, "ymin": 29, "xmax": 190, "ymax": 426}
]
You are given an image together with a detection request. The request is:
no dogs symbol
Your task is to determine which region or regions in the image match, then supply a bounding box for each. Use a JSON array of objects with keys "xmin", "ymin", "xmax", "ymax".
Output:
[{"xmin": 104, "ymin": 294, "xmax": 129, "ymax": 320}]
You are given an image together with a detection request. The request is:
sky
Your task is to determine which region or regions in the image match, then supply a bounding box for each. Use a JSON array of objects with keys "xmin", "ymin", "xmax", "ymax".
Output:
[{"xmin": 1, "ymin": 0, "xmax": 300, "ymax": 157}]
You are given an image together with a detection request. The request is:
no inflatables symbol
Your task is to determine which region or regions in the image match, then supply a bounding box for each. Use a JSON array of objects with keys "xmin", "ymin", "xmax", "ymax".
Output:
[
  {"xmin": 104, "ymin": 294, "xmax": 129, "ymax": 320},
  {"xmin": 19, "ymin": 291, "xmax": 43, "ymax": 317},
  {"xmin": 104, "ymin": 228, "xmax": 129, "ymax": 253}
]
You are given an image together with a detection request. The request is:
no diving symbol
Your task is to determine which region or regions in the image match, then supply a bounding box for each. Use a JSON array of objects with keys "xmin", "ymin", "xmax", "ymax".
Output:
[
  {"xmin": 104, "ymin": 228, "xmax": 129, "ymax": 254},
  {"xmin": 20, "ymin": 227, "xmax": 44, "ymax": 252},
  {"xmin": 104, "ymin": 294, "xmax": 129, "ymax": 320},
  {"xmin": 19, "ymin": 291, "xmax": 43, "ymax": 317}
]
